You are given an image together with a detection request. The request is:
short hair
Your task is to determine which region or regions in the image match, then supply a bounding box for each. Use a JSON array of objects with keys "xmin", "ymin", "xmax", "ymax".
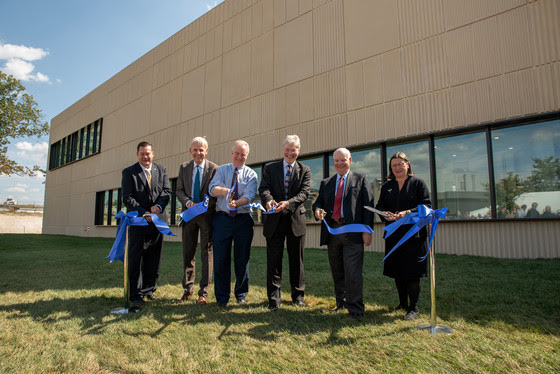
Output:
[
  {"xmin": 333, "ymin": 147, "xmax": 351, "ymax": 159},
  {"xmin": 190, "ymin": 136, "xmax": 208, "ymax": 149},
  {"xmin": 283, "ymin": 135, "xmax": 301, "ymax": 149},
  {"xmin": 233, "ymin": 140, "xmax": 250, "ymax": 154},
  {"xmin": 387, "ymin": 152, "xmax": 414, "ymax": 180},
  {"xmin": 137, "ymin": 141, "xmax": 153, "ymax": 152}
]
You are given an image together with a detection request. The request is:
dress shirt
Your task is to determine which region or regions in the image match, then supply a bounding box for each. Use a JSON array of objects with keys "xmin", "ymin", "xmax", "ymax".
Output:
[{"xmin": 209, "ymin": 163, "xmax": 257, "ymax": 214}]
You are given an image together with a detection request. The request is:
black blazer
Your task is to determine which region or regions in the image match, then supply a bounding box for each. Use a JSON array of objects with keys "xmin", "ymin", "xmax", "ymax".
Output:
[
  {"xmin": 259, "ymin": 160, "xmax": 311, "ymax": 238},
  {"xmin": 176, "ymin": 159, "xmax": 218, "ymax": 216},
  {"xmin": 312, "ymin": 171, "xmax": 374, "ymax": 246},
  {"xmin": 122, "ymin": 162, "xmax": 171, "ymax": 218}
]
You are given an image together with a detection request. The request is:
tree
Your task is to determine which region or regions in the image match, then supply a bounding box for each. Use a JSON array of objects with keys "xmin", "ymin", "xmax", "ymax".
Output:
[
  {"xmin": 0, "ymin": 71, "xmax": 50, "ymax": 176},
  {"xmin": 523, "ymin": 156, "xmax": 560, "ymax": 192}
]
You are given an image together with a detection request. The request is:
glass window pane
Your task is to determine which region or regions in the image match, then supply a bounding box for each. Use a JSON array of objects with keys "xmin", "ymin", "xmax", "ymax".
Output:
[
  {"xmin": 298, "ymin": 156, "xmax": 323, "ymax": 223},
  {"xmin": 386, "ymin": 141, "xmax": 431, "ymax": 194},
  {"xmin": 250, "ymin": 166, "xmax": 262, "ymax": 223},
  {"xmin": 111, "ymin": 189, "xmax": 119, "ymax": 225},
  {"xmin": 492, "ymin": 120, "xmax": 560, "ymax": 219},
  {"xmin": 103, "ymin": 191, "xmax": 109, "ymax": 225},
  {"xmin": 435, "ymin": 132, "xmax": 490, "ymax": 220}
]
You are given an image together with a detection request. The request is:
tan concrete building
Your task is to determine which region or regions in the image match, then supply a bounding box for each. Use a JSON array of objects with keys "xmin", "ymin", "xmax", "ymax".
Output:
[{"xmin": 44, "ymin": 0, "xmax": 560, "ymax": 258}]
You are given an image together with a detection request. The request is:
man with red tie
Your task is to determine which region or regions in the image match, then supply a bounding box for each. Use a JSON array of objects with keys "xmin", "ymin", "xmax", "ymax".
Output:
[{"xmin": 312, "ymin": 148, "xmax": 374, "ymax": 320}]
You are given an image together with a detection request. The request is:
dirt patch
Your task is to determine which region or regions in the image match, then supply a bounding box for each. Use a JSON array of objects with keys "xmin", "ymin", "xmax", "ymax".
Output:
[{"xmin": 0, "ymin": 212, "xmax": 43, "ymax": 234}]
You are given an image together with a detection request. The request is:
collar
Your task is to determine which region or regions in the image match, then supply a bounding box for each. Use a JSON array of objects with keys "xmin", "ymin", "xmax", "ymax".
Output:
[
  {"xmin": 194, "ymin": 159, "xmax": 206, "ymax": 170},
  {"xmin": 283, "ymin": 159, "xmax": 296, "ymax": 169},
  {"xmin": 140, "ymin": 164, "xmax": 152, "ymax": 172}
]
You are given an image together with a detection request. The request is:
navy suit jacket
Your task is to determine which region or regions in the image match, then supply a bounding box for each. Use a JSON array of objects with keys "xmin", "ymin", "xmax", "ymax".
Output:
[
  {"xmin": 122, "ymin": 162, "xmax": 171, "ymax": 219},
  {"xmin": 312, "ymin": 171, "xmax": 374, "ymax": 246},
  {"xmin": 259, "ymin": 160, "xmax": 311, "ymax": 238}
]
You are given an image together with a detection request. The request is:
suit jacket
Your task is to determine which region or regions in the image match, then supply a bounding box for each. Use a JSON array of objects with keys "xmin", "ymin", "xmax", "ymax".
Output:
[
  {"xmin": 122, "ymin": 162, "xmax": 171, "ymax": 220},
  {"xmin": 312, "ymin": 171, "xmax": 374, "ymax": 246},
  {"xmin": 176, "ymin": 159, "xmax": 218, "ymax": 218},
  {"xmin": 259, "ymin": 160, "xmax": 311, "ymax": 238}
]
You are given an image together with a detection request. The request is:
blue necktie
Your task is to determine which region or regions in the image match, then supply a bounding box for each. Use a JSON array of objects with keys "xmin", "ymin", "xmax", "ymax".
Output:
[{"xmin": 193, "ymin": 165, "xmax": 201, "ymax": 203}]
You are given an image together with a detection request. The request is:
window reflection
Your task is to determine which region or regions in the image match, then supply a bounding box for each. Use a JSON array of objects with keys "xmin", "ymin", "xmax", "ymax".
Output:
[
  {"xmin": 110, "ymin": 189, "xmax": 119, "ymax": 225},
  {"xmin": 386, "ymin": 141, "xmax": 431, "ymax": 193},
  {"xmin": 492, "ymin": 120, "xmax": 560, "ymax": 219},
  {"xmin": 435, "ymin": 132, "xmax": 490, "ymax": 220},
  {"xmin": 251, "ymin": 166, "xmax": 262, "ymax": 223},
  {"xmin": 298, "ymin": 156, "xmax": 323, "ymax": 223}
]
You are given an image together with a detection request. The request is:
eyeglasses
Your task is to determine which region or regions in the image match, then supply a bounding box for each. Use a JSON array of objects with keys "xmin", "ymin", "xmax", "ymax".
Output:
[{"xmin": 390, "ymin": 162, "xmax": 407, "ymax": 169}]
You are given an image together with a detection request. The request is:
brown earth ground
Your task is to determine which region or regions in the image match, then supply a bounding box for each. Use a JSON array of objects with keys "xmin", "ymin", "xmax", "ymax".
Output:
[{"xmin": 0, "ymin": 211, "xmax": 43, "ymax": 234}]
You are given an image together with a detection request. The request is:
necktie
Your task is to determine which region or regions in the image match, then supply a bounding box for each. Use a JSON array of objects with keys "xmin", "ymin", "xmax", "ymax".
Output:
[
  {"xmin": 145, "ymin": 169, "xmax": 152, "ymax": 189},
  {"xmin": 284, "ymin": 164, "xmax": 292, "ymax": 200},
  {"xmin": 193, "ymin": 165, "xmax": 201, "ymax": 203},
  {"xmin": 230, "ymin": 167, "xmax": 238, "ymax": 217},
  {"xmin": 332, "ymin": 176, "xmax": 344, "ymax": 222}
]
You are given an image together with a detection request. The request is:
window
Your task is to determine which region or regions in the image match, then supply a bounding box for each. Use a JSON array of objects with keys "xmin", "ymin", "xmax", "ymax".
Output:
[
  {"xmin": 298, "ymin": 156, "xmax": 324, "ymax": 222},
  {"xmin": 386, "ymin": 141, "xmax": 431, "ymax": 194},
  {"xmin": 250, "ymin": 165, "xmax": 262, "ymax": 223},
  {"xmin": 48, "ymin": 118, "xmax": 103, "ymax": 170},
  {"xmin": 491, "ymin": 120, "xmax": 560, "ymax": 219},
  {"xmin": 435, "ymin": 132, "xmax": 490, "ymax": 220}
]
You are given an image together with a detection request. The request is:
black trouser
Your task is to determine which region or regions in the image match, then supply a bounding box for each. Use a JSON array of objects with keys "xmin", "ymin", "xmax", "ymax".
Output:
[
  {"xmin": 395, "ymin": 278, "xmax": 421, "ymax": 312},
  {"xmin": 128, "ymin": 224, "xmax": 163, "ymax": 301}
]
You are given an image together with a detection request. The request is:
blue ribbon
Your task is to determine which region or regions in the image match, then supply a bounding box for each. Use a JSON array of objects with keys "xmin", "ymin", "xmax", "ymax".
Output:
[
  {"xmin": 226, "ymin": 182, "xmax": 276, "ymax": 214},
  {"xmin": 382, "ymin": 205, "xmax": 447, "ymax": 262},
  {"xmin": 106, "ymin": 210, "xmax": 176, "ymax": 263},
  {"xmin": 180, "ymin": 195, "xmax": 210, "ymax": 223},
  {"xmin": 322, "ymin": 219, "xmax": 373, "ymax": 235}
]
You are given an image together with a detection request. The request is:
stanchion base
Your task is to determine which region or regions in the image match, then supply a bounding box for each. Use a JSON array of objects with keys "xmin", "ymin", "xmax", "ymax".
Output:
[
  {"xmin": 110, "ymin": 306, "xmax": 141, "ymax": 315},
  {"xmin": 416, "ymin": 324, "xmax": 453, "ymax": 334}
]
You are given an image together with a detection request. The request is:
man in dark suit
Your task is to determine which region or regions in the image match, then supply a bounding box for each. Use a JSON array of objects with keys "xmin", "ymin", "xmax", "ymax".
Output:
[
  {"xmin": 122, "ymin": 141, "xmax": 171, "ymax": 306},
  {"xmin": 259, "ymin": 135, "xmax": 311, "ymax": 311},
  {"xmin": 312, "ymin": 148, "xmax": 374, "ymax": 320},
  {"xmin": 176, "ymin": 137, "xmax": 218, "ymax": 305}
]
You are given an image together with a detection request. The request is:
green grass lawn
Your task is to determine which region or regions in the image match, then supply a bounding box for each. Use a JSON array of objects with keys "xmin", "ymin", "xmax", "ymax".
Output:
[{"xmin": 0, "ymin": 234, "xmax": 559, "ymax": 373}]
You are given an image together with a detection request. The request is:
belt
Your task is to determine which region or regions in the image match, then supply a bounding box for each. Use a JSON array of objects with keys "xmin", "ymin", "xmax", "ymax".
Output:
[{"xmin": 218, "ymin": 211, "xmax": 249, "ymax": 217}]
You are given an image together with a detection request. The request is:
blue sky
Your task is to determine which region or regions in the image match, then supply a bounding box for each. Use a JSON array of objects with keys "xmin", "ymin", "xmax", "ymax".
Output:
[{"xmin": 0, "ymin": 0, "xmax": 224, "ymax": 205}]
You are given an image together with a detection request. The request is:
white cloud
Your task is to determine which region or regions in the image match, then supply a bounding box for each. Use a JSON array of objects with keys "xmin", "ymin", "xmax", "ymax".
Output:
[
  {"xmin": 7, "ymin": 186, "xmax": 26, "ymax": 193},
  {"xmin": 0, "ymin": 42, "xmax": 50, "ymax": 83},
  {"xmin": 206, "ymin": 1, "xmax": 220, "ymax": 10},
  {"xmin": 14, "ymin": 141, "xmax": 49, "ymax": 163}
]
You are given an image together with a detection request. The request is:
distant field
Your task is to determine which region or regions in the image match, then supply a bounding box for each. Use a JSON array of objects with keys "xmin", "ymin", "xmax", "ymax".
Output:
[{"xmin": 0, "ymin": 211, "xmax": 42, "ymax": 234}]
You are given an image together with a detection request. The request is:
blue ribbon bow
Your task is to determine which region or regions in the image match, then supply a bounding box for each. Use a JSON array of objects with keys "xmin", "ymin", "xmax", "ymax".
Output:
[
  {"xmin": 382, "ymin": 205, "xmax": 447, "ymax": 262},
  {"xmin": 106, "ymin": 210, "xmax": 176, "ymax": 263},
  {"xmin": 322, "ymin": 219, "xmax": 374, "ymax": 235}
]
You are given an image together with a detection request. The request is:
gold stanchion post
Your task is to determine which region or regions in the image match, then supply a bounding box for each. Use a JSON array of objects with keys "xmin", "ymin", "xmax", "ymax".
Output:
[
  {"xmin": 417, "ymin": 225, "xmax": 452, "ymax": 334},
  {"xmin": 111, "ymin": 226, "xmax": 138, "ymax": 314}
]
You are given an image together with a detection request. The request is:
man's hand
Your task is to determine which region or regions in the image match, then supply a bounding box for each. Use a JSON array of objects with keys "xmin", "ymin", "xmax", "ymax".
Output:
[
  {"xmin": 186, "ymin": 201, "xmax": 195, "ymax": 209},
  {"xmin": 274, "ymin": 201, "xmax": 289, "ymax": 213},
  {"xmin": 362, "ymin": 232, "xmax": 372, "ymax": 246},
  {"xmin": 315, "ymin": 208, "xmax": 326, "ymax": 220},
  {"xmin": 266, "ymin": 200, "xmax": 277, "ymax": 211},
  {"xmin": 150, "ymin": 206, "xmax": 162, "ymax": 214}
]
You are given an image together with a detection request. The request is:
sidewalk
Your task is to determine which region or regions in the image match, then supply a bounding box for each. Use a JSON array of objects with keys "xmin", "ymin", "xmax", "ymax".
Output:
[{"xmin": 0, "ymin": 212, "xmax": 42, "ymax": 234}]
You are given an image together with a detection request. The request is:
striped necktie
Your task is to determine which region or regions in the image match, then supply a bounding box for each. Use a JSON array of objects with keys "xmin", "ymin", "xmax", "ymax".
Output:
[
  {"xmin": 284, "ymin": 164, "xmax": 292, "ymax": 200},
  {"xmin": 145, "ymin": 169, "xmax": 152, "ymax": 189}
]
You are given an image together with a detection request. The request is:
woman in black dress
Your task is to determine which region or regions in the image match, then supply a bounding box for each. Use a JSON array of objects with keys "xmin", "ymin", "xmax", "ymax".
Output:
[{"xmin": 375, "ymin": 152, "xmax": 431, "ymax": 320}]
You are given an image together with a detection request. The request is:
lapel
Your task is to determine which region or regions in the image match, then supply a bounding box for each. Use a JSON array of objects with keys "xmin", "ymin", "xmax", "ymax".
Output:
[
  {"xmin": 136, "ymin": 163, "xmax": 149, "ymax": 191},
  {"xmin": 201, "ymin": 161, "xmax": 212, "ymax": 189},
  {"xmin": 185, "ymin": 161, "xmax": 194, "ymax": 190},
  {"xmin": 149, "ymin": 164, "xmax": 158, "ymax": 196},
  {"xmin": 343, "ymin": 171, "xmax": 353, "ymax": 199},
  {"xmin": 327, "ymin": 174, "xmax": 338, "ymax": 207}
]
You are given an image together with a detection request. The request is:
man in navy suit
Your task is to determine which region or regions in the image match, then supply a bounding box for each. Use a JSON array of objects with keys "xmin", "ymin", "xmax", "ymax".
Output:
[
  {"xmin": 259, "ymin": 135, "xmax": 311, "ymax": 310},
  {"xmin": 312, "ymin": 148, "xmax": 374, "ymax": 320},
  {"xmin": 122, "ymin": 141, "xmax": 171, "ymax": 306},
  {"xmin": 176, "ymin": 137, "xmax": 218, "ymax": 305}
]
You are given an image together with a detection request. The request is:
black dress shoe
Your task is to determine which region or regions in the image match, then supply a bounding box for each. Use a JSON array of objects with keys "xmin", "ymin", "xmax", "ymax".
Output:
[
  {"xmin": 294, "ymin": 300, "xmax": 306, "ymax": 308},
  {"xmin": 330, "ymin": 305, "xmax": 344, "ymax": 312},
  {"xmin": 350, "ymin": 313, "xmax": 363, "ymax": 321},
  {"xmin": 131, "ymin": 298, "xmax": 145, "ymax": 307}
]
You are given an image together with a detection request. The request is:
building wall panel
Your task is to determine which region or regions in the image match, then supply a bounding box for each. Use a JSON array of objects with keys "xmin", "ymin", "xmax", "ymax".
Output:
[{"xmin": 313, "ymin": 0, "xmax": 345, "ymax": 74}]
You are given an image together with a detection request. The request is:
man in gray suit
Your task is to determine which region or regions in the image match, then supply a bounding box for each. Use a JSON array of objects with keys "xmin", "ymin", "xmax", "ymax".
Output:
[
  {"xmin": 259, "ymin": 135, "xmax": 311, "ymax": 310},
  {"xmin": 312, "ymin": 148, "xmax": 374, "ymax": 321},
  {"xmin": 176, "ymin": 137, "xmax": 218, "ymax": 305}
]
